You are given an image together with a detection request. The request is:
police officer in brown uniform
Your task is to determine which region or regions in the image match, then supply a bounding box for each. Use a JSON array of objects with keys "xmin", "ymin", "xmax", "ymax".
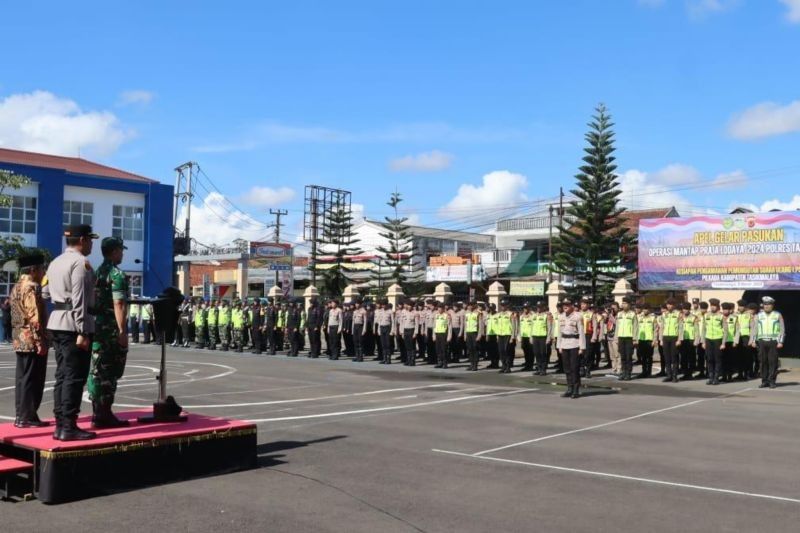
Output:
[
  {"xmin": 351, "ymin": 299, "xmax": 367, "ymax": 362},
  {"xmin": 556, "ymin": 298, "xmax": 586, "ymax": 399},
  {"xmin": 43, "ymin": 224, "xmax": 98, "ymax": 440}
]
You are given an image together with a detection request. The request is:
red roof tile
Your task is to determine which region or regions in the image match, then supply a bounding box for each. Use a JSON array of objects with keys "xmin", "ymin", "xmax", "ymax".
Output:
[{"xmin": 0, "ymin": 147, "xmax": 156, "ymax": 184}]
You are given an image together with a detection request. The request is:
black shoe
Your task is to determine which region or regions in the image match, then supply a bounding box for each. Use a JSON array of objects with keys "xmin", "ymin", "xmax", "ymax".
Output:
[
  {"xmin": 561, "ymin": 387, "xmax": 573, "ymax": 398},
  {"xmin": 92, "ymin": 412, "xmax": 131, "ymax": 429},
  {"xmin": 672, "ymin": 376, "xmax": 679, "ymax": 383},
  {"xmin": 585, "ymin": 371, "xmax": 592, "ymax": 379},
  {"xmin": 571, "ymin": 389, "xmax": 580, "ymax": 399},
  {"xmin": 60, "ymin": 420, "xmax": 96, "ymax": 441},
  {"xmin": 759, "ymin": 381, "xmax": 768, "ymax": 388},
  {"xmin": 769, "ymin": 382, "xmax": 777, "ymax": 389},
  {"xmin": 662, "ymin": 377, "xmax": 672, "ymax": 383},
  {"xmin": 712, "ymin": 378, "xmax": 720, "ymax": 385},
  {"xmin": 706, "ymin": 379, "xmax": 713, "ymax": 385},
  {"xmin": 16, "ymin": 417, "xmax": 50, "ymax": 428}
]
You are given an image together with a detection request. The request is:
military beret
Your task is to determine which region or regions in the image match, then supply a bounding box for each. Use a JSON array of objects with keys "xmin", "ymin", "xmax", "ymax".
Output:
[
  {"xmin": 699, "ymin": 301, "xmax": 709, "ymax": 310},
  {"xmin": 18, "ymin": 253, "xmax": 45, "ymax": 268},
  {"xmin": 747, "ymin": 302, "xmax": 759, "ymax": 311},
  {"xmin": 101, "ymin": 236, "xmax": 127, "ymax": 252},
  {"xmin": 708, "ymin": 298, "xmax": 720, "ymax": 306}
]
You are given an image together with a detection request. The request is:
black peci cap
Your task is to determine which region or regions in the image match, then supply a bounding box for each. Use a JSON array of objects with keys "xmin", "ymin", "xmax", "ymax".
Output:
[{"xmin": 18, "ymin": 253, "xmax": 45, "ymax": 268}]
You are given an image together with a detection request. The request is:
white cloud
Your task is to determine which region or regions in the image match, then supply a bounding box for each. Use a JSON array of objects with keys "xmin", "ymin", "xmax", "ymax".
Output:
[
  {"xmin": 687, "ymin": 0, "xmax": 737, "ymax": 19},
  {"xmin": 176, "ymin": 192, "xmax": 270, "ymax": 246},
  {"xmin": 728, "ymin": 99, "xmax": 800, "ymax": 140},
  {"xmin": 617, "ymin": 169, "xmax": 696, "ymax": 214},
  {"xmin": 735, "ymin": 195, "xmax": 800, "ymax": 212},
  {"xmin": 780, "ymin": 0, "xmax": 800, "ymax": 22},
  {"xmin": 0, "ymin": 90, "xmax": 131, "ymax": 157},
  {"xmin": 240, "ymin": 185, "xmax": 296, "ymax": 207},
  {"xmin": 616, "ymin": 163, "xmax": 748, "ymax": 214},
  {"xmin": 651, "ymin": 163, "xmax": 702, "ymax": 185},
  {"xmin": 193, "ymin": 121, "xmax": 521, "ymax": 153},
  {"xmin": 405, "ymin": 213, "xmax": 422, "ymax": 225},
  {"xmin": 637, "ymin": 0, "xmax": 666, "ymax": 7},
  {"xmin": 118, "ymin": 90, "xmax": 155, "ymax": 107},
  {"xmin": 711, "ymin": 169, "xmax": 748, "ymax": 189},
  {"xmin": 389, "ymin": 150, "xmax": 453, "ymax": 172},
  {"xmin": 442, "ymin": 170, "xmax": 529, "ymax": 214}
]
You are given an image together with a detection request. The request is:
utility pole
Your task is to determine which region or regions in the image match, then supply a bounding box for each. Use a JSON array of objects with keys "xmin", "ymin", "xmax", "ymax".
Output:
[
  {"xmin": 173, "ymin": 162, "xmax": 195, "ymax": 294},
  {"xmin": 270, "ymin": 209, "xmax": 288, "ymax": 287}
]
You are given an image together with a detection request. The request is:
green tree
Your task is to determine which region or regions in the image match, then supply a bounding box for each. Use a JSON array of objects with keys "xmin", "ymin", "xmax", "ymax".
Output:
[
  {"xmin": 320, "ymin": 205, "xmax": 364, "ymax": 296},
  {"xmin": 551, "ymin": 104, "xmax": 631, "ymax": 301},
  {"xmin": 0, "ymin": 170, "xmax": 32, "ymax": 265},
  {"xmin": 373, "ymin": 191, "xmax": 416, "ymax": 288}
]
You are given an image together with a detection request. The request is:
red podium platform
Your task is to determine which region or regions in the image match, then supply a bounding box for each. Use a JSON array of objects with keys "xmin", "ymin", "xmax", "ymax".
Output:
[{"xmin": 0, "ymin": 411, "xmax": 257, "ymax": 504}]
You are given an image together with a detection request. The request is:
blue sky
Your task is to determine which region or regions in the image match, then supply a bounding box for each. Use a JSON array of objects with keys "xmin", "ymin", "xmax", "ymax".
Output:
[{"xmin": 2, "ymin": 0, "xmax": 800, "ymax": 249}]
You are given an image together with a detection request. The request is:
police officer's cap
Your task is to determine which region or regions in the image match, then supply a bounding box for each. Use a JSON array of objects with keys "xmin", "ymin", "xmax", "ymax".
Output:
[
  {"xmin": 63, "ymin": 224, "xmax": 99, "ymax": 239},
  {"xmin": 500, "ymin": 299, "xmax": 509, "ymax": 306},
  {"xmin": 762, "ymin": 296, "xmax": 775, "ymax": 305},
  {"xmin": 581, "ymin": 296, "xmax": 591, "ymax": 302},
  {"xmin": 682, "ymin": 302, "xmax": 692, "ymax": 310},
  {"xmin": 489, "ymin": 303, "xmax": 496, "ymax": 311},
  {"xmin": 721, "ymin": 302, "xmax": 734, "ymax": 310},
  {"xmin": 561, "ymin": 298, "xmax": 573, "ymax": 306},
  {"xmin": 665, "ymin": 297, "xmax": 676, "ymax": 306},
  {"xmin": 708, "ymin": 298, "xmax": 720, "ymax": 306},
  {"xmin": 691, "ymin": 298, "xmax": 700, "ymax": 304},
  {"xmin": 622, "ymin": 296, "xmax": 635, "ymax": 304},
  {"xmin": 18, "ymin": 253, "xmax": 45, "ymax": 268},
  {"xmin": 536, "ymin": 301, "xmax": 547, "ymax": 309},
  {"xmin": 522, "ymin": 302, "xmax": 530, "ymax": 308}
]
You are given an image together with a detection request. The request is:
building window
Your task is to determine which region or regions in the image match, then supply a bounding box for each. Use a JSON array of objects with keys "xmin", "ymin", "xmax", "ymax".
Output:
[
  {"xmin": 112, "ymin": 205, "xmax": 144, "ymax": 241},
  {"xmin": 0, "ymin": 270, "xmax": 17, "ymax": 298},
  {"xmin": 62, "ymin": 201, "xmax": 93, "ymax": 229},
  {"xmin": 0, "ymin": 196, "xmax": 37, "ymax": 235},
  {"xmin": 127, "ymin": 273, "xmax": 142, "ymax": 298}
]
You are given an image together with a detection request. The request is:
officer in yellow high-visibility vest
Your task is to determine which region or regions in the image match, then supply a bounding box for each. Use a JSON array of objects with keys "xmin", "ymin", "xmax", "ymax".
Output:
[
  {"xmin": 616, "ymin": 297, "xmax": 638, "ymax": 381},
  {"xmin": 721, "ymin": 302, "xmax": 737, "ymax": 382},
  {"xmin": 637, "ymin": 305, "xmax": 656, "ymax": 379},
  {"xmin": 518, "ymin": 303, "xmax": 535, "ymax": 372},
  {"xmin": 658, "ymin": 298, "xmax": 683, "ymax": 383},
  {"xmin": 496, "ymin": 300, "xmax": 517, "ymax": 374},
  {"xmin": 194, "ymin": 301, "xmax": 207, "ymax": 349},
  {"xmin": 463, "ymin": 301, "xmax": 484, "ymax": 371},
  {"xmin": 701, "ymin": 298, "xmax": 728, "ymax": 385},
  {"xmin": 750, "ymin": 296, "xmax": 785, "ymax": 388},
  {"xmin": 231, "ymin": 301, "xmax": 245, "ymax": 352},
  {"xmin": 734, "ymin": 300, "xmax": 756, "ymax": 380},
  {"xmin": 485, "ymin": 304, "xmax": 499, "ymax": 369},
  {"xmin": 433, "ymin": 303, "xmax": 451, "ymax": 369},
  {"xmin": 532, "ymin": 301, "xmax": 552, "ymax": 376},
  {"xmin": 680, "ymin": 302, "xmax": 699, "ymax": 379}
]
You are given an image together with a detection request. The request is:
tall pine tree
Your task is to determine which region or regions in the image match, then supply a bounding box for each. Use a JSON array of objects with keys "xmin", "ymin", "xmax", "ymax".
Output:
[
  {"xmin": 319, "ymin": 205, "xmax": 364, "ymax": 296},
  {"xmin": 373, "ymin": 191, "xmax": 415, "ymax": 288},
  {"xmin": 551, "ymin": 104, "xmax": 631, "ymax": 301}
]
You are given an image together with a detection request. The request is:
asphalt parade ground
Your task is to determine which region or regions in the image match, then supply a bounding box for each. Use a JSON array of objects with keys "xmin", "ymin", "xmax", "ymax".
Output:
[{"xmin": 2, "ymin": 343, "xmax": 799, "ymax": 532}]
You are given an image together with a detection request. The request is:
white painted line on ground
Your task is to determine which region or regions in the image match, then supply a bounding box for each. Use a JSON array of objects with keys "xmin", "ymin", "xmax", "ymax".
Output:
[
  {"xmin": 247, "ymin": 388, "xmax": 535, "ymax": 423},
  {"xmin": 391, "ymin": 395, "xmax": 418, "ymax": 400},
  {"xmin": 432, "ymin": 449, "xmax": 800, "ymax": 504},
  {"xmin": 472, "ymin": 387, "xmax": 753, "ymax": 457},
  {"xmin": 179, "ymin": 384, "xmax": 321, "ymax": 399},
  {"xmin": 116, "ymin": 383, "xmax": 455, "ymax": 409}
]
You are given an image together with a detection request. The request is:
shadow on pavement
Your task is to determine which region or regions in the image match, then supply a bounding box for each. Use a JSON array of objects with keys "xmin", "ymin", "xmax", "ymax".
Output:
[{"xmin": 257, "ymin": 436, "xmax": 347, "ymax": 468}]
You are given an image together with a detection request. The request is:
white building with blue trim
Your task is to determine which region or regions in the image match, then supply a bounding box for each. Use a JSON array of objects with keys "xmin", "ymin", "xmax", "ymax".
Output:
[{"xmin": 0, "ymin": 148, "xmax": 174, "ymax": 298}]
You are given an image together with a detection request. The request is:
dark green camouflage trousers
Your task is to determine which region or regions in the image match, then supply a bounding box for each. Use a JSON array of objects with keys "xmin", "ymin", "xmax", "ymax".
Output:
[
  {"xmin": 88, "ymin": 333, "xmax": 128, "ymax": 405},
  {"xmin": 219, "ymin": 325, "xmax": 230, "ymax": 349}
]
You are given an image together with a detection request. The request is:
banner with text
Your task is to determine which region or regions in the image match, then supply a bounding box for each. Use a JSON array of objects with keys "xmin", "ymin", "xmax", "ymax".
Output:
[{"xmin": 638, "ymin": 211, "xmax": 800, "ymax": 290}]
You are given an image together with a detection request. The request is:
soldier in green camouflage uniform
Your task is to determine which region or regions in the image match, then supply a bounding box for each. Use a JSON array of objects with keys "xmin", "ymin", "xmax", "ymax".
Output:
[
  {"xmin": 88, "ymin": 237, "xmax": 130, "ymax": 428},
  {"xmin": 218, "ymin": 300, "xmax": 231, "ymax": 351}
]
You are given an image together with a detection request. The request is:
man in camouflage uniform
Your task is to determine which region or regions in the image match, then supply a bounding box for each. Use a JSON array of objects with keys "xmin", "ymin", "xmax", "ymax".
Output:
[
  {"xmin": 87, "ymin": 237, "xmax": 130, "ymax": 428},
  {"xmin": 218, "ymin": 300, "xmax": 231, "ymax": 351},
  {"xmin": 232, "ymin": 300, "xmax": 245, "ymax": 352}
]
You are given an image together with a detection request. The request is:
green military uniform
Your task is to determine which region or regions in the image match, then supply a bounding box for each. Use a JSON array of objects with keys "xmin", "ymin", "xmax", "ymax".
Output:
[
  {"xmin": 88, "ymin": 238, "xmax": 129, "ymax": 419},
  {"xmin": 232, "ymin": 305, "xmax": 245, "ymax": 352},
  {"xmin": 195, "ymin": 305, "xmax": 207, "ymax": 347},
  {"xmin": 207, "ymin": 304, "xmax": 218, "ymax": 350},
  {"xmin": 218, "ymin": 303, "xmax": 231, "ymax": 351}
]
